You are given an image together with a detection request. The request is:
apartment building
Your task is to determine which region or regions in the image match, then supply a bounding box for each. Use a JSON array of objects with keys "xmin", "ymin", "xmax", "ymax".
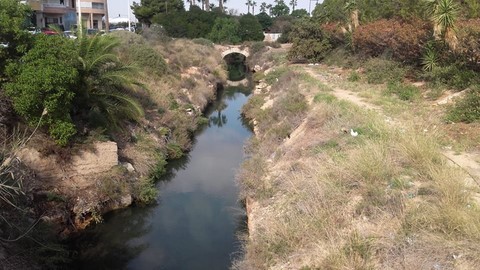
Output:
[{"xmin": 26, "ymin": 0, "xmax": 108, "ymax": 30}]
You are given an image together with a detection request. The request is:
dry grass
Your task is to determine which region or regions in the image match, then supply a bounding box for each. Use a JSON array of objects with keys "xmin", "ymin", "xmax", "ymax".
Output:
[{"xmin": 235, "ymin": 62, "xmax": 480, "ymax": 269}]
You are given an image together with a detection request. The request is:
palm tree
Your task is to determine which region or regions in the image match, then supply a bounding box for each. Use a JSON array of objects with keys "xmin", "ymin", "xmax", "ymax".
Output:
[
  {"xmin": 75, "ymin": 32, "xmax": 144, "ymax": 128},
  {"xmin": 246, "ymin": 0, "xmax": 252, "ymax": 14},
  {"xmin": 289, "ymin": 0, "xmax": 297, "ymax": 11},
  {"xmin": 219, "ymin": 0, "xmax": 226, "ymax": 12},
  {"xmin": 267, "ymin": 4, "xmax": 273, "ymax": 15},
  {"xmin": 426, "ymin": 0, "xmax": 459, "ymax": 50},
  {"xmin": 260, "ymin": 2, "xmax": 267, "ymax": 12},
  {"xmin": 252, "ymin": 1, "xmax": 257, "ymax": 15}
]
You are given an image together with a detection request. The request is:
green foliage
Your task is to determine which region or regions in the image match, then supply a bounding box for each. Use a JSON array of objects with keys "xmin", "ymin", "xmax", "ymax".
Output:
[
  {"xmin": 386, "ymin": 82, "xmax": 421, "ymax": 101},
  {"xmin": 132, "ymin": 0, "xmax": 185, "ymax": 26},
  {"xmin": 423, "ymin": 64, "xmax": 480, "ymax": 90},
  {"xmin": 5, "ymin": 35, "xmax": 78, "ymax": 145},
  {"xmin": 348, "ymin": 71, "xmax": 360, "ymax": 82},
  {"xmin": 256, "ymin": 12, "xmax": 273, "ymax": 30},
  {"xmin": 192, "ymin": 38, "xmax": 214, "ymax": 47},
  {"xmin": 0, "ymin": 0, "xmax": 33, "ymax": 77},
  {"xmin": 208, "ymin": 17, "xmax": 241, "ymax": 44},
  {"xmin": 291, "ymin": 9, "xmax": 309, "ymax": 19},
  {"xmin": 238, "ymin": 14, "xmax": 265, "ymax": 41},
  {"xmin": 75, "ymin": 33, "xmax": 144, "ymax": 129},
  {"xmin": 271, "ymin": 0, "xmax": 290, "ymax": 17},
  {"xmin": 364, "ymin": 58, "xmax": 406, "ymax": 84},
  {"xmin": 422, "ymin": 42, "xmax": 439, "ymax": 71},
  {"xmin": 288, "ymin": 19, "xmax": 332, "ymax": 62},
  {"xmin": 446, "ymin": 87, "xmax": 480, "ymax": 123},
  {"xmin": 250, "ymin": 41, "xmax": 266, "ymax": 54}
]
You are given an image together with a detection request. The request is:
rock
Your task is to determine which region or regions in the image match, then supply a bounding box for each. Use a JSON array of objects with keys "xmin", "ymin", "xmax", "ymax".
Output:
[
  {"xmin": 18, "ymin": 141, "xmax": 119, "ymax": 181},
  {"xmin": 121, "ymin": 162, "xmax": 135, "ymax": 173},
  {"xmin": 254, "ymin": 65, "xmax": 261, "ymax": 72},
  {"xmin": 0, "ymin": 245, "xmax": 6, "ymax": 260}
]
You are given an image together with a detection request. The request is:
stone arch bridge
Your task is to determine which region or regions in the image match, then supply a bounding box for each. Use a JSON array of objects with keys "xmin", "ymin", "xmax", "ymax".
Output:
[{"xmin": 215, "ymin": 45, "xmax": 250, "ymax": 59}]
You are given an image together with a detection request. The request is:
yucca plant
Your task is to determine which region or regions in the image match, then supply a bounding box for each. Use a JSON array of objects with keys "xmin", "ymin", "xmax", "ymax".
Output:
[
  {"xmin": 74, "ymin": 31, "xmax": 144, "ymax": 129},
  {"xmin": 425, "ymin": 0, "xmax": 460, "ymax": 50},
  {"xmin": 422, "ymin": 42, "xmax": 439, "ymax": 71}
]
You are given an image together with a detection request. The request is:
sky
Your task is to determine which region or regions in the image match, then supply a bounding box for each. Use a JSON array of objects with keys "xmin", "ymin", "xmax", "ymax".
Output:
[{"xmin": 108, "ymin": 0, "xmax": 323, "ymax": 20}]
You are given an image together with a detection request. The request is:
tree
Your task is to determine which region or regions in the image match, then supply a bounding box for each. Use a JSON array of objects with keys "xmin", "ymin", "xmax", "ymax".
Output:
[
  {"xmin": 344, "ymin": 0, "xmax": 359, "ymax": 30},
  {"xmin": 238, "ymin": 14, "xmax": 265, "ymax": 41},
  {"xmin": 271, "ymin": 0, "xmax": 290, "ymax": 17},
  {"xmin": 208, "ymin": 17, "xmax": 241, "ymax": 44},
  {"xmin": 132, "ymin": 0, "xmax": 185, "ymax": 26},
  {"xmin": 252, "ymin": 1, "xmax": 257, "ymax": 15},
  {"xmin": 260, "ymin": 2, "xmax": 267, "ymax": 13},
  {"xmin": 289, "ymin": 0, "xmax": 297, "ymax": 11},
  {"xmin": 291, "ymin": 9, "xmax": 308, "ymax": 18},
  {"xmin": 0, "ymin": 0, "xmax": 33, "ymax": 78},
  {"xmin": 426, "ymin": 0, "xmax": 460, "ymax": 50},
  {"xmin": 218, "ymin": 0, "xmax": 226, "ymax": 12},
  {"xmin": 256, "ymin": 12, "xmax": 273, "ymax": 30},
  {"xmin": 75, "ymin": 33, "xmax": 144, "ymax": 130},
  {"xmin": 5, "ymin": 35, "xmax": 79, "ymax": 145},
  {"xmin": 246, "ymin": 0, "xmax": 252, "ymax": 14}
]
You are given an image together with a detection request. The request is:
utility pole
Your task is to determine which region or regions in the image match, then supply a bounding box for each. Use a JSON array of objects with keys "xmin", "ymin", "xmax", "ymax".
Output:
[
  {"xmin": 77, "ymin": 0, "xmax": 82, "ymax": 35},
  {"xmin": 105, "ymin": 0, "xmax": 110, "ymax": 32},
  {"xmin": 308, "ymin": 0, "xmax": 319, "ymax": 15},
  {"xmin": 128, "ymin": 0, "xmax": 131, "ymax": 31}
]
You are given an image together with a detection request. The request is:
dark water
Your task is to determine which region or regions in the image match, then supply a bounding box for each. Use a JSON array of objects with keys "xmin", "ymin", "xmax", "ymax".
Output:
[{"xmin": 71, "ymin": 88, "xmax": 252, "ymax": 270}]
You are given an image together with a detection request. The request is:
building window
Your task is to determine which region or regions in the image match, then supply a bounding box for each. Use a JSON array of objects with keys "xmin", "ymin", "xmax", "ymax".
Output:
[
  {"xmin": 46, "ymin": 17, "xmax": 59, "ymax": 24},
  {"xmin": 92, "ymin": 2, "xmax": 104, "ymax": 9},
  {"xmin": 93, "ymin": 20, "xmax": 98, "ymax": 29}
]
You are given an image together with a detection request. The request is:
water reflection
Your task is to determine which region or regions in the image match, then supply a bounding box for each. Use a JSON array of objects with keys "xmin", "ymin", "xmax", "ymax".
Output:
[{"xmin": 71, "ymin": 88, "xmax": 252, "ymax": 270}]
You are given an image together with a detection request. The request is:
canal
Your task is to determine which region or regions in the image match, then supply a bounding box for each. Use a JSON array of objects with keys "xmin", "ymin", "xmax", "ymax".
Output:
[{"xmin": 71, "ymin": 85, "xmax": 252, "ymax": 269}]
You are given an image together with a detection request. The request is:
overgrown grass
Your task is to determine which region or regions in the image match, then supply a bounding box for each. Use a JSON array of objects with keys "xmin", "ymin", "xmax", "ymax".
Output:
[
  {"xmin": 446, "ymin": 86, "xmax": 480, "ymax": 123},
  {"xmin": 235, "ymin": 65, "xmax": 480, "ymax": 269}
]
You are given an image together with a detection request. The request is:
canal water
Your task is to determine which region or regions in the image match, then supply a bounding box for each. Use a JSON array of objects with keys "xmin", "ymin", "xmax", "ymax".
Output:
[{"xmin": 71, "ymin": 86, "xmax": 252, "ymax": 270}]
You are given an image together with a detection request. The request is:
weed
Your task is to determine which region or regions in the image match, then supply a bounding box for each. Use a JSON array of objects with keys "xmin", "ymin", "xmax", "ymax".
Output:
[
  {"xmin": 348, "ymin": 71, "xmax": 360, "ymax": 82},
  {"xmin": 386, "ymin": 81, "xmax": 421, "ymax": 101},
  {"xmin": 313, "ymin": 92, "xmax": 337, "ymax": 104},
  {"xmin": 446, "ymin": 87, "xmax": 480, "ymax": 123},
  {"xmin": 364, "ymin": 58, "xmax": 406, "ymax": 84}
]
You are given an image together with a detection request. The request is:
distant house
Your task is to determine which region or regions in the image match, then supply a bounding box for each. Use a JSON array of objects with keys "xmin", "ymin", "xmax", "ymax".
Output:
[
  {"xmin": 264, "ymin": 32, "xmax": 282, "ymax": 42},
  {"xmin": 25, "ymin": 0, "xmax": 108, "ymax": 30}
]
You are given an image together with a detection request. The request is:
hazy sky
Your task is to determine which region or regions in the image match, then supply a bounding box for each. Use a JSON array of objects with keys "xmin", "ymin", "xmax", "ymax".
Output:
[{"xmin": 108, "ymin": 0, "xmax": 323, "ymax": 19}]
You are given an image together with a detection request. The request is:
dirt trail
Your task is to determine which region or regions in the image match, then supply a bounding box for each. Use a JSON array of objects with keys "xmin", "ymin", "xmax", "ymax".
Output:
[{"xmin": 303, "ymin": 65, "xmax": 480, "ymax": 186}]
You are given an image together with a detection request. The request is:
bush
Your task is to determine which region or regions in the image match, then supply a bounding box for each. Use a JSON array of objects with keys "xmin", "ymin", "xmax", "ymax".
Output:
[
  {"xmin": 353, "ymin": 19, "xmax": 430, "ymax": 65},
  {"xmin": 423, "ymin": 65, "xmax": 480, "ymax": 90},
  {"xmin": 446, "ymin": 87, "xmax": 480, "ymax": 123},
  {"xmin": 386, "ymin": 82, "xmax": 421, "ymax": 101},
  {"xmin": 238, "ymin": 14, "xmax": 265, "ymax": 42},
  {"xmin": 456, "ymin": 19, "xmax": 480, "ymax": 70},
  {"xmin": 192, "ymin": 38, "xmax": 214, "ymax": 47},
  {"xmin": 288, "ymin": 20, "xmax": 332, "ymax": 63},
  {"xmin": 5, "ymin": 35, "xmax": 79, "ymax": 145},
  {"xmin": 250, "ymin": 41, "xmax": 266, "ymax": 55},
  {"xmin": 364, "ymin": 58, "xmax": 406, "ymax": 84}
]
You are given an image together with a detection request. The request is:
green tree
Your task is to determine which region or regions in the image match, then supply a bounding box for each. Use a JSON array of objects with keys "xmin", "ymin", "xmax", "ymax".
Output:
[
  {"xmin": 256, "ymin": 12, "xmax": 273, "ymax": 30},
  {"xmin": 271, "ymin": 0, "xmax": 290, "ymax": 17},
  {"xmin": 260, "ymin": 2, "xmax": 267, "ymax": 13},
  {"xmin": 0, "ymin": 0, "xmax": 33, "ymax": 78},
  {"xmin": 5, "ymin": 35, "xmax": 78, "ymax": 145},
  {"xmin": 288, "ymin": 19, "xmax": 332, "ymax": 62},
  {"xmin": 132, "ymin": 0, "xmax": 185, "ymax": 26},
  {"xmin": 75, "ymin": 33, "xmax": 144, "ymax": 130},
  {"xmin": 238, "ymin": 14, "xmax": 265, "ymax": 41},
  {"xmin": 208, "ymin": 17, "xmax": 241, "ymax": 44},
  {"xmin": 291, "ymin": 9, "xmax": 308, "ymax": 18}
]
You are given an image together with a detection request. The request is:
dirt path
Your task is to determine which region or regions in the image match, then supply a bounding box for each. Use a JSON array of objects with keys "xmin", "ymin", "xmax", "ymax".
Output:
[{"xmin": 303, "ymin": 65, "xmax": 480, "ymax": 186}]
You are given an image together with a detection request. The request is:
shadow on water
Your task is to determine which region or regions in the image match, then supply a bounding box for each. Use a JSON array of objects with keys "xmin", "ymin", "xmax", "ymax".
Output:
[{"xmin": 69, "ymin": 80, "xmax": 252, "ymax": 269}]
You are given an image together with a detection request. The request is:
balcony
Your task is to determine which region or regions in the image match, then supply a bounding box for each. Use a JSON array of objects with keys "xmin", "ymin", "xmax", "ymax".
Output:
[{"xmin": 43, "ymin": 0, "xmax": 70, "ymax": 8}]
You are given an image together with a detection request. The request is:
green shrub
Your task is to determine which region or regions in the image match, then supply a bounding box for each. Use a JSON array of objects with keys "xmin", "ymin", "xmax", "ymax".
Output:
[
  {"xmin": 348, "ymin": 71, "xmax": 360, "ymax": 82},
  {"xmin": 288, "ymin": 20, "xmax": 332, "ymax": 63},
  {"xmin": 192, "ymin": 38, "xmax": 214, "ymax": 47},
  {"xmin": 364, "ymin": 58, "xmax": 406, "ymax": 84},
  {"xmin": 446, "ymin": 87, "xmax": 480, "ymax": 123},
  {"xmin": 250, "ymin": 41, "xmax": 266, "ymax": 55},
  {"xmin": 386, "ymin": 82, "xmax": 421, "ymax": 101},
  {"xmin": 5, "ymin": 35, "xmax": 78, "ymax": 146},
  {"xmin": 424, "ymin": 65, "xmax": 480, "ymax": 90},
  {"xmin": 128, "ymin": 44, "xmax": 167, "ymax": 76}
]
